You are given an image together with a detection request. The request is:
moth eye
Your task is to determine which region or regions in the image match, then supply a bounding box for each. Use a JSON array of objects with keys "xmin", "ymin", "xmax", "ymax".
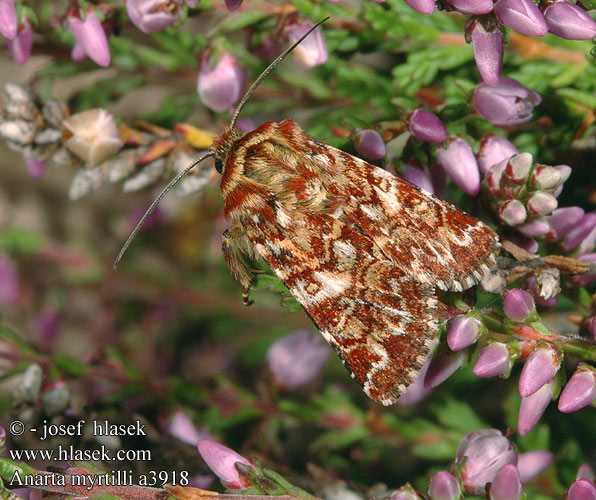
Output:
[{"xmin": 215, "ymin": 159, "xmax": 224, "ymax": 174}]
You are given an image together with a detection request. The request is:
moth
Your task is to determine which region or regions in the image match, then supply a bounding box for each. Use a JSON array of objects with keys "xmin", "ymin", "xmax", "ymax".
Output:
[{"xmin": 116, "ymin": 19, "xmax": 500, "ymax": 406}]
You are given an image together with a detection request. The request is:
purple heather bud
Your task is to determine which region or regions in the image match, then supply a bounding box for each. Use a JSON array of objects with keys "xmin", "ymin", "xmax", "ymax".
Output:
[
  {"xmin": 0, "ymin": 0, "xmax": 17, "ymax": 39},
  {"xmin": 390, "ymin": 484, "xmax": 424, "ymax": 500},
  {"xmin": 267, "ymin": 330, "xmax": 329, "ymax": 389},
  {"xmin": 499, "ymin": 200, "xmax": 527, "ymax": 226},
  {"xmin": 517, "ymin": 450, "xmax": 554, "ymax": 483},
  {"xmin": 8, "ymin": 18, "xmax": 33, "ymax": 65},
  {"xmin": 516, "ymin": 218, "xmax": 550, "ymax": 238},
  {"xmin": 225, "ymin": 0, "xmax": 243, "ymax": 11},
  {"xmin": 448, "ymin": 0, "xmax": 493, "ymax": 14},
  {"xmin": 398, "ymin": 355, "xmax": 435, "ymax": 406},
  {"xmin": 197, "ymin": 440, "xmax": 256, "ymax": 489},
  {"xmin": 571, "ymin": 253, "xmax": 596, "ymax": 287},
  {"xmin": 447, "ymin": 315, "xmax": 482, "ymax": 351},
  {"xmin": 63, "ymin": 108, "xmax": 123, "ymax": 166},
  {"xmin": 354, "ymin": 129, "xmax": 386, "ymax": 160},
  {"xmin": 403, "ymin": 162, "xmax": 434, "ymax": 194},
  {"xmin": 235, "ymin": 117, "xmax": 255, "ymax": 133},
  {"xmin": 470, "ymin": 20, "xmax": 504, "ymax": 87},
  {"xmin": 531, "ymin": 165, "xmax": 563, "ymax": 190},
  {"xmin": 543, "ymin": 1, "xmax": 596, "ymax": 40},
  {"xmin": 71, "ymin": 41, "xmax": 87, "ymax": 62},
  {"xmin": 484, "ymin": 158, "xmax": 508, "ymax": 196},
  {"xmin": 404, "ymin": 0, "xmax": 436, "ymax": 14},
  {"xmin": 555, "ymin": 164, "xmax": 572, "ymax": 183},
  {"xmin": 197, "ymin": 53, "xmax": 246, "ymax": 113},
  {"xmin": 424, "ymin": 350, "xmax": 465, "ymax": 388},
  {"xmin": 505, "ymin": 234, "xmax": 539, "ymax": 254},
  {"xmin": 561, "ymin": 212, "xmax": 596, "ymax": 252},
  {"xmin": 283, "ymin": 19, "xmax": 328, "ymax": 68},
  {"xmin": 23, "ymin": 155, "xmax": 47, "ymax": 179},
  {"xmin": 518, "ymin": 380, "xmax": 554, "ymax": 436},
  {"xmin": 407, "ymin": 109, "xmax": 448, "ymax": 143},
  {"xmin": 169, "ymin": 410, "xmax": 209, "ymax": 446},
  {"xmin": 473, "ymin": 343, "xmax": 513, "ymax": 378},
  {"xmin": 428, "ymin": 471, "xmax": 461, "ymax": 500},
  {"xmin": 567, "ymin": 479, "xmax": 596, "ymax": 500},
  {"xmin": 527, "ymin": 191, "xmax": 558, "ymax": 216},
  {"xmin": 519, "ymin": 346, "xmax": 561, "ymax": 397},
  {"xmin": 494, "ymin": 0, "xmax": 548, "ymax": 37},
  {"xmin": 504, "ymin": 152, "xmax": 533, "ymax": 184},
  {"xmin": 477, "ymin": 136, "xmax": 519, "ymax": 174},
  {"xmin": 35, "ymin": 307, "xmax": 61, "ymax": 349},
  {"xmin": 558, "ymin": 366, "xmax": 596, "ymax": 413},
  {"xmin": 126, "ymin": 0, "xmax": 182, "ymax": 33},
  {"xmin": 69, "ymin": 10, "xmax": 110, "ymax": 67},
  {"xmin": 473, "ymin": 78, "xmax": 542, "ymax": 127},
  {"xmin": 456, "ymin": 429, "xmax": 518, "ymax": 496},
  {"xmin": 545, "ymin": 206, "xmax": 585, "ymax": 242},
  {"xmin": 503, "ymin": 289, "xmax": 535, "ymax": 322},
  {"xmin": 489, "ymin": 463, "xmax": 523, "ymax": 500},
  {"xmin": 527, "ymin": 276, "xmax": 558, "ymax": 307},
  {"xmin": 577, "ymin": 464, "xmax": 596, "ymax": 482},
  {"xmin": 0, "ymin": 254, "xmax": 19, "ymax": 306},
  {"xmin": 437, "ymin": 137, "xmax": 480, "ymax": 196}
]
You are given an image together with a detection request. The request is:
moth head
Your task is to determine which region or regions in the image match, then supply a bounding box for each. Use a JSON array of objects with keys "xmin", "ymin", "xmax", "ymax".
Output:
[{"xmin": 210, "ymin": 126, "xmax": 245, "ymax": 175}]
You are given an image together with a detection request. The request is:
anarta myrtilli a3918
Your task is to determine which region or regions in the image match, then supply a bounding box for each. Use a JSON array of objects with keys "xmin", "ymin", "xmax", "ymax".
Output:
[{"xmin": 116, "ymin": 19, "xmax": 500, "ymax": 406}]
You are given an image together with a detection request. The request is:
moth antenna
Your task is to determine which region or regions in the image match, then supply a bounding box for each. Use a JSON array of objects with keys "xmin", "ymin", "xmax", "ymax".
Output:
[
  {"xmin": 230, "ymin": 16, "xmax": 330, "ymax": 129},
  {"xmin": 113, "ymin": 152, "xmax": 214, "ymax": 269}
]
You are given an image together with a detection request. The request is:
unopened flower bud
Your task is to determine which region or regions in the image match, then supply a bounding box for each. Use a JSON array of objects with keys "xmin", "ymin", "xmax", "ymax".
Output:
[
  {"xmin": 571, "ymin": 253, "xmax": 596, "ymax": 287},
  {"xmin": 543, "ymin": 1, "xmax": 596, "ymax": 40},
  {"xmin": 353, "ymin": 129, "xmax": 386, "ymax": 160},
  {"xmin": 499, "ymin": 200, "xmax": 527, "ymax": 226},
  {"xmin": 504, "ymin": 289, "xmax": 535, "ymax": 322},
  {"xmin": 225, "ymin": 0, "xmax": 243, "ymax": 11},
  {"xmin": 23, "ymin": 156, "xmax": 46, "ymax": 179},
  {"xmin": 558, "ymin": 365, "xmax": 596, "ymax": 413},
  {"xmin": 428, "ymin": 471, "xmax": 461, "ymax": 500},
  {"xmin": 483, "ymin": 159, "xmax": 508, "ymax": 196},
  {"xmin": 555, "ymin": 164, "xmax": 571, "ymax": 183},
  {"xmin": 561, "ymin": 213, "xmax": 596, "ymax": 252},
  {"xmin": 403, "ymin": 162, "xmax": 434, "ymax": 194},
  {"xmin": 0, "ymin": 254, "xmax": 19, "ymax": 306},
  {"xmin": 437, "ymin": 137, "xmax": 480, "ymax": 196},
  {"xmin": 527, "ymin": 191, "xmax": 558, "ymax": 216},
  {"xmin": 126, "ymin": 0, "xmax": 182, "ymax": 33},
  {"xmin": 447, "ymin": 0, "xmax": 493, "ymax": 12},
  {"xmin": 470, "ymin": 20, "xmax": 503, "ymax": 87},
  {"xmin": 577, "ymin": 464, "xmax": 596, "ymax": 482},
  {"xmin": 424, "ymin": 350, "xmax": 465, "ymax": 388},
  {"xmin": 473, "ymin": 342, "xmax": 513, "ymax": 378},
  {"xmin": 447, "ymin": 315, "xmax": 482, "ymax": 351},
  {"xmin": 407, "ymin": 109, "xmax": 447, "ymax": 143},
  {"xmin": 169, "ymin": 410, "xmax": 208, "ymax": 446},
  {"xmin": 69, "ymin": 9, "xmax": 110, "ymax": 67},
  {"xmin": 197, "ymin": 440, "xmax": 256, "ymax": 489},
  {"xmin": 63, "ymin": 108, "xmax": 123, "ymax": 166},
  {"xmin": 390, "ymin": 484, "xmax": 425, "ymax": 500},
  {"xmin": 404, "ymin": 0, "xmax": 435, "ymax": 14},
  {"xmin": 477, "ymin": 135, "xmax": 518, "ymax": 174},
  {"xmin": 516, "ymin": 218, "xmax": 550, "ymax": 238},
  {"xmin": 531, "ymin": 165, "xmax": 563, "ymax": 190},
  {"xmin": 494, "ymin": 0, "xmax": 548, "ymax": 37},
  {"xmin": 567, "ymin": 478, "xmax": 596, "ymax": 500},
  {"xmin": 517, "ymin": 450, "xmax": 554, "ymax": 483},
  {"xmin": 504, "ymin": 152, "xmax": 533, "ymax": 184},
  {"xmin": 519, "ymin": 346, "xmax": 561, "ymax": 397},
  {"xmin": 489, "ymin": 463, "xmax": 523, "ymax": 500},
  {"xmin": 283, "ymin": 19, "xmax": 328, "ymax": 68},
  {"xmin": 518, "ymin": 379, "xmax": 554, "ymax": 436},
  {"xmin": 8, "ymin": 18, "xmax": 33, "ymax": 65},
  {"xmin": 474, "ymin": 78, "xmax": 542, "ymax": 127},
  {"xmin": 197, "ymin": 52, "xmax": 246, "ymax": 113},
  {"xmin": 0, "ymin": 0, "xmax": 17, "ymax": 40}
]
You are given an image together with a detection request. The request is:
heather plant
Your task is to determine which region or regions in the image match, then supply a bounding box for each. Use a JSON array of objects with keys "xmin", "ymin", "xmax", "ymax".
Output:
[{"xmin": 1, "ymin": 1, "xmax": 596, "ymax": 500}]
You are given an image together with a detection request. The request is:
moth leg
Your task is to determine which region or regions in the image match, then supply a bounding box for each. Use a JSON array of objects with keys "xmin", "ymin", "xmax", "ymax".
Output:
[{"xmin": 222, "ymin": 223, "xmax": 258, "ymax": 306}]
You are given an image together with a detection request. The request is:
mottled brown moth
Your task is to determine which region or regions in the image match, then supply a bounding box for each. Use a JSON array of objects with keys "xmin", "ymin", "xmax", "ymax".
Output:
[{"xmin": 116, "ymin": 19, "xmax": 500, "ymax": 405}]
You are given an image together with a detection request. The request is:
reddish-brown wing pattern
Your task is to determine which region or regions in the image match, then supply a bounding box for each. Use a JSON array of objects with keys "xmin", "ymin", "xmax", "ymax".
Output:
[{"xmin": 211, "ymin": 119, "xmax": 499, "ymax": 405}]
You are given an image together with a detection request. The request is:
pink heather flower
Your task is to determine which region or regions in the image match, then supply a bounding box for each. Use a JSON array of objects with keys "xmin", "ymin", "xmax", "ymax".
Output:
[
  {"xmin": 473, "ymin": 343, "xmax": 513, "ymax": 378},
  {"xmin": 267, "ymin": 330, "xmax": 329, "ymax": 389},
  {"xmin": 519, "ymin": 346, "xmax": 561, "ymax": 397},
  {"xmin": 437, "ymin": 137, "xmax": 480, "ymax": 196},
  {"xmin": 527, "ymin": 276, "xmax": 558, "ymax": 307},
  {"xmin": 489, "ymin": 463, "xmax": 523, "ymax": 500},
  {"xmin": 577, "ymin": 464, "xmax": 596, "ymax": 482},
  {"xmin": 567, "ymin": 479, "xmax": 596, "ymax": 500},
  {"xmin": 546, "ymin": 206, "xmax": 585, "ymax": 242},
  {"xmin": 503, "ymin": 289, "xmax": 535, "ymax": 322},
  {"xmin": 353, "ymin": 129, "xmax": 386, "ymax": 160},
  {"xmin": 494, "ymin": 0, "xmax": 548, "ymax": 37},
  {"xmin": 446, "ymin": 0, "xmax": 492, "ymax": 13},
  {"xmin": 126, "ymin": 0, "xmax": 182, "ymax": 33},
  {"xmin": 397, "ymin": 355, "xmax": 435, "ymax": 406},
  {"xmin": 197, "ymin": 440, "xmax": 256, "ymax": 489},
  {"xmin": 407, "ymin": 109, "xmax": 447, "ymax": 143},
  {"xmin": 8, "ymin": 18, "xmax": 33, "ymax": 65},
  {"xmin": 571, "ymin": 253, "xmax": 596, "ymax": 287},
  {"xmin": 23, "ymin": 156, "xmax": 47, "ymax": 179},
  {"xmin": 516, "ymin": 218, "xmax": 550, "ymax": 238},
  {"xmin": 563, "ymin": 213, "xmax": 596, "ymax": 254},
  {"xmin": 225, "ymin": 0, "xmax": 243, "ymax": 10},
  {"xmin": 518, "ymin": 380, "xmax": 554, "ymax": 436},
  {"xmin": 424, "ymin": 350, "xmax": 465, "ymax": 388},
  {"xmin": 69, "ymin": 10, "xmax": 110, "ymax": 67},
  {"xmin": 456, "ymin": 429, "xmax": 518, "ymax": 496},
  {"xmin": 428, "ymin": 471, "xmax": 461, "ymax": 500},
  {"xmin": 0, "ymin": 0, "xmax": 17, "ymax": 39},
  {"xmin": 0, "ymin": 254, "xmax": 19, "ymax": 306},
  {"xmin": 197, "ymin": 53, "xmax": 246, "ymax": 113},
  {"xmin": 477, "ymin": 136, "xmax": 519, "ymax": 174},
  {"xmin": 403, "ymin": 162, "xmax": 434, "ymax": 194},
  {"xmin": 71, "ymin": 42, "xmax": 87, "ymax": 62},
  {"xmin": 35, "ymin": 307, "xmax": 61, "ymax": 350},
  {"xmin": 447, "ymin": 315, "xmax": 482, "ymax": 351},
  {"xmin": 517, "ymin": 450, "xmax": 554, "ymax": 483},
  {"xmin": 558, "ymin": 366, "xmax": 596, "ymax": 413},
  {"xmin": 543, "ymin": 1, "xmax": 596, "ymax": 40},
  {"xmin": 282, "ymin": 19, "xmax": 328, "ymax": 68},
  {"xmin": 471, "ymin": 20, "xmax": 503, "ymax": 87},
  {"xmin": 169, "ymin": 410, "xmax": 209, "ymax": 446},
  {"xmin": 404, "ymin": 0, "xmax": 435, "ymax": 14},
  {"xmin": 473, "ymin": 78, "xmax": 542, "ymax": 127}
]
